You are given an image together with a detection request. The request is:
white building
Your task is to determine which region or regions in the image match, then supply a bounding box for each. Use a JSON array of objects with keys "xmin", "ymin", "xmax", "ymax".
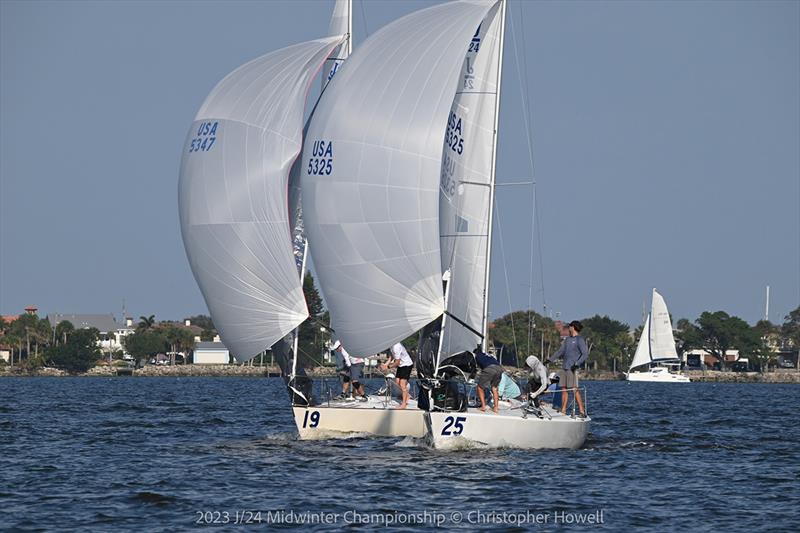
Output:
[
  {"xmin": 47, "ymin": 313, "xmax": 135, "ymax": 355},
  {"xmin": 193, "ymin": 341, "xmax": 230, "ymax": 364}
]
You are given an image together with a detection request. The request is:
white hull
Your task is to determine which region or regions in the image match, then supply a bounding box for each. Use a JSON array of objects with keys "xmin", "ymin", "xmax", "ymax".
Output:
[
  {"xmin": 425, "ymin": 407, "xmax": 589, "ymax": 450},
  {"xmin": 293, "ymin": 397, "xmax": 425, "ymax": 439},
  {"xmin": 626, "ymin": 367, "xmax": 690, "ymax": 382}
]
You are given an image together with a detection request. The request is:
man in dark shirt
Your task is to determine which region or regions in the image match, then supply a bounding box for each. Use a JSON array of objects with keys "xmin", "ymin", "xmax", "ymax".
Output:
[
  {"xmin": 549, "ymin": 320, "xmax": 589, "ymax": 417},
  {"xmin": 474, "ymin": 346, "xmax": 503, "ymax": 413}
]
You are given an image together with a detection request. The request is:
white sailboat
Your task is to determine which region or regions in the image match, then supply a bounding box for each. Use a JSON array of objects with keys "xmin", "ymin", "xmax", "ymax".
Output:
[
  {"xmin": 178, "ymin": 0, "xmax": 429, "ymax": 440},
  {"xmin": 294, "ymin": 0, "xmax": 503, "ymax": 439},
  {"xmin": 626, "ymin": 289, "xmax": 690, "ymax": 382},
  {"xmin": 301, "ymin": 0, "xmax": 588, "ymax": 449}
]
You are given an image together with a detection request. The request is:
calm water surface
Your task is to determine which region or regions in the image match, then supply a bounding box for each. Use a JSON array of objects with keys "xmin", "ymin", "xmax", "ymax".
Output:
[{"xmin": 1, "ymin": 377, "xmax": 798, "ymax": 531}]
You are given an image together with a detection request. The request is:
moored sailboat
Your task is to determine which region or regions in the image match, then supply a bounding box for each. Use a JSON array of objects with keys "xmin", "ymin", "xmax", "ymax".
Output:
[{"xmin": 626, "ymin": 289, "xmax": 690, "ymax": 383}]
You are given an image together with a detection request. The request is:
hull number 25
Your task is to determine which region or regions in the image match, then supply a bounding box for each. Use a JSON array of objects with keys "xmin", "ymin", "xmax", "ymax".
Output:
[{"xmin": 441, "ymin": 416, "xmax": 467, "ymax": 436}]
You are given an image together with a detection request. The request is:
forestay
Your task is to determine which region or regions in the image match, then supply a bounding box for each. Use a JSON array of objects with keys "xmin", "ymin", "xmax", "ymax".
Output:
[
  {"xmin": 302, "ymin": 0, "xmax": 498, "ymax": 356},
  {"xmin": 439, "ymin": 3, "xmax": 503, "ymax": 358},
  {"xmin": 179, "ymin": 36, "xmax": 344, "ymax": 361}
]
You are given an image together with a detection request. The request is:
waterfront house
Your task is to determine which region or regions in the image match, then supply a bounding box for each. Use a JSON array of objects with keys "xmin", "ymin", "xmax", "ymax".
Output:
[{"xmin": 47, "ymin": 313, "xmax": 135, "ymax": 355}]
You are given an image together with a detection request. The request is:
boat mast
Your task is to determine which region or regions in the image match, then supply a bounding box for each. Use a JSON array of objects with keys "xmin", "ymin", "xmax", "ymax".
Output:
[
  {"xmin": 647, "ymin": 288, "xmax": 654, "ymax": 367},
  {"xmin": 290, "ymin": 238, "xmax": 310, "ymax": 378},
  {"xmin": 481, "ymin": 0, "xmax": 507, "ymax": 352}
]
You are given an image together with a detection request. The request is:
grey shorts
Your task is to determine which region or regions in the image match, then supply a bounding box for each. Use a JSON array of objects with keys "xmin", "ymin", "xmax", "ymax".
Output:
[
  {"xmin": 560, "ymin": 369, "xmax": 579, "ymax": 389},
  {"xmin": 349, "ymin": 363, "xmax": 364, "ymax": 382},
  {"xmin": 478, "ymin": 365, "xmax": 504, "ymax": 389}
]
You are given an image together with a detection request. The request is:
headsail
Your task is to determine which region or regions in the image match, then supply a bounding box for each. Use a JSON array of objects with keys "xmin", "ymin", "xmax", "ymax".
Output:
[
  {"xmin": 439, "ymin": 2, "xmax": 504, "ymax": 358},
  {"xmin": 630, "ymin": 314, "xmax": 652, "ymax": 371},
  {"xmin": 650, "ymin": 288, "xmax": 680, "ymax": 363},
  {"xmin": 179, "ymin": 36, "xmax": 344, "ymax": 361},
  {"xmin": 302, "ymin": 0, "xmax": 499, "ymax": 356}
]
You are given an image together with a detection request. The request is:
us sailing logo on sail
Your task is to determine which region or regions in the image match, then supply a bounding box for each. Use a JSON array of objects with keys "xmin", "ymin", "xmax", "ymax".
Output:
[
  {"xmin": 188, "ymin": 121, "xmax": 218, "ymax": 153},
  {"xmin": 307, "ymin": 140, "xmax": 334, "ymax": 175}
]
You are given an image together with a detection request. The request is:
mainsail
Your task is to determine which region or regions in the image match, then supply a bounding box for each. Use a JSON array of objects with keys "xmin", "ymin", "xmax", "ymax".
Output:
[
  {"xmin": 650, "ymin": 288, "xmax": 680, "ymax": 363},
  {"xmin": 302, "ymin": 0, "xmax": 499, "ymax": 356},
  {"xmin": 179, "ymin": 36, "xmax": 344, "ymax": 361},
  {"xmin": 438, "ymin": 2, "xmax": 504, "ymax": 358}
]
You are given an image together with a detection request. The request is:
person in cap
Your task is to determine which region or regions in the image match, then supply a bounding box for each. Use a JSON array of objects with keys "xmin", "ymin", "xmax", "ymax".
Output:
[
  {"xmin": 381, "ymin": 342, "xmax": 414, "ymax": 409},
  {"xmin": 548, "ymin": 320, "xmax": 588, "ymax": 417},
  {"xmin": 524, "ymin": 355, "xmax": 550, "ymax": 408},
  {"xmin": 474, "ymin": 345, "xmax": 503, "ymax": 413}
]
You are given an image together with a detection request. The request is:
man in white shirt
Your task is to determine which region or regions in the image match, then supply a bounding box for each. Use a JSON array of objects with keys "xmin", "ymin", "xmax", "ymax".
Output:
[
  {"xmin": 332, "ymin": 340, "xmax": 352, "ymax": 399},
  {"xmin": 381, "ymin": 342, "xmax": 414, "ymax": 409}
]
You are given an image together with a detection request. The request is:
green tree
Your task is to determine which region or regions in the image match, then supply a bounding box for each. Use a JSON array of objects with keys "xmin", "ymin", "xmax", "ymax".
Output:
[
  {"xmin": 55, "ymin": 320, "xmax": 75, "ymax": 345},
  {"xmin": 297, "ymin": 272, "xmax": 327, "ymax": 366},
  {"xmin": 683, "ymin": 311, "xmax": 762, "ymax": 371},
  {"xmin": 580, "ymin": 315, "xmax": 633, "ymax": 371},
  {"xmin": 489, "ymin": 310, "xmax": 561, "ymax": 366},
  {"xmin": 782, "ymin": 307, "xmax": 800, "ymax": 349},
  {"xmin": 137, "ymin": 315, "xmax": 156, "ymax": 331},
  {"xmin": 47, "ymin": 327, "xmax": 101, "ymax": 373},
  {"xmin": 124, "ymin": 329, "xmax": 166, "ymax": 367},
  {"xmin": 9, "ymin": 313, "xmax": 39, "ymax": 361},
  {"xmin": 161, "ymin": 324, "xmax": 196, "ymax": 365}
]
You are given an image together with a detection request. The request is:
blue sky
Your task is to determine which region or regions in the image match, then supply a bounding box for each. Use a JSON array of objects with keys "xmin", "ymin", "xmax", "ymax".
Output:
[{"xmin": 1, "ymin": 0, "xmax": 798, "ymax": 329}]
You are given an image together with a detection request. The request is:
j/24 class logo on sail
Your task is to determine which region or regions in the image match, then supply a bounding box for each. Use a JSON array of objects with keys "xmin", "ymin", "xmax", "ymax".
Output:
[
  {"xmin": 308, "ymin": 140, "xmax": 333, "ymax": 175},
  {"xmin": 188, "ymin": 121, "xmax": 218, "ymax": 153}
]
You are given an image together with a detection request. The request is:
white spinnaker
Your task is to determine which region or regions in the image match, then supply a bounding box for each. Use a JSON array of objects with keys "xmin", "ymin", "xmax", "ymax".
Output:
[
  {"xmin": 303, "ymin": 0, "xmax": 498, "ymax": 356},
  {"xmin": 179, "ymin": 36, "xmax": 344, "ymax": 362},
  {"xmin": 439, "ymin": 3, "xmax": 502, "ymax": 358},
  {"xmin": 630, "ymin": 314, "xmax": 652, "ymax": 371},
  {"xmin": 650, "ymin": 289, "xmax": 679, "ymax": 362}
]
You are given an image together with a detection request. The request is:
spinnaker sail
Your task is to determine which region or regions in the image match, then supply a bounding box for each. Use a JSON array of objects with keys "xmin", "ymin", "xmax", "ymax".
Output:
[
  {"xmin": 302, "ymin": 0, "xmax": 499, "ymax": 356},
  {"xmin": 179, "ymin": 36, "xmax": 344, "ymax": 361}
]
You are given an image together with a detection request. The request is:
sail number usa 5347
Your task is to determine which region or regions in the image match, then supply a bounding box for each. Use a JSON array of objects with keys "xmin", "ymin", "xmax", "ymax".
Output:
[
  {"xmin": 307, "ymin": 140, "xmax": 334, "ymax": 175},
  {"xmin": 188, "ymin": 121, "xmax": 218, "ymax": 153}
]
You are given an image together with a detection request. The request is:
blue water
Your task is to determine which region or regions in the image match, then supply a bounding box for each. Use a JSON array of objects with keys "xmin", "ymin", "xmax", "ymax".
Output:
[{"xmin": 1, "ymin": 378, "xmax": 798, "ymax": 531}]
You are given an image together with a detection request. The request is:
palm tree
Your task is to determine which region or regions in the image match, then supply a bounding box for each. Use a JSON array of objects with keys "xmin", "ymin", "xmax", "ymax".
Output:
[{"xmin": 138, "ymin": 315, "xmax": 156, "ymax": 331}]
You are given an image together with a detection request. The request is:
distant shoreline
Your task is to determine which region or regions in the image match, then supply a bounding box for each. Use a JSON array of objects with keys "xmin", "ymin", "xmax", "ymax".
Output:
[{"xmin": 2, "ymin": 365, "xmax": 799, "ymax": 383}]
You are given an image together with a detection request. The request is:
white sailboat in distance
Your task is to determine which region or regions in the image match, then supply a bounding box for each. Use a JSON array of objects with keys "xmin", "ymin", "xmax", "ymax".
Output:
[{"xmin": 626, "ymin": 289, "xmax": 691, "ymax": 383}]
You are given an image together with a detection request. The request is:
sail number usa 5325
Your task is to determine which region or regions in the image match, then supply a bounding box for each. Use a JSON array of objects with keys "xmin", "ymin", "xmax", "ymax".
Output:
[
  {"xmin": 307, "ymin": 140, "xmax": 334, "ymax": 175},
  {"xmin": 188, "ymin": 121, "xmax": 218, "ymax": 153}
]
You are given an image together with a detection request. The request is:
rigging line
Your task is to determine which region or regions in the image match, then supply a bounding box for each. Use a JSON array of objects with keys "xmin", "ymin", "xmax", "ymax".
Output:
[
  {"xmin": 508, "ymin": 2, "xmax": 536, "ymax": 357},
  {"xmin": 493, "ymin": 197, "xmax": 519, "ymax": 357},
  {"xmin": 518, "ymin": 0, "xmax": 549, "ymax": 318},
  {"xmin": 359, "ymin": 0, "xmax": 370, "ymax": 41}
]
